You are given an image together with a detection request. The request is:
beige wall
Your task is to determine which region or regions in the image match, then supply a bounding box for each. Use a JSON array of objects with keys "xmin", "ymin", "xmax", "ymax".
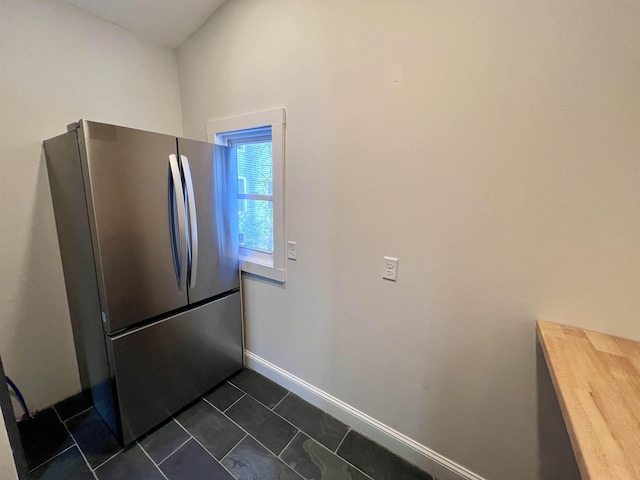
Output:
[
  {"xmin": 0, "ymin": 0, "xmax": 183, "ymax": 414},
  {"xmin": 0, "ymin": 414, "xmax": 17, "ymax": 480},
  {"xmin": 177, "ymin": 1, "xmax": 640, "ymax": 479}
]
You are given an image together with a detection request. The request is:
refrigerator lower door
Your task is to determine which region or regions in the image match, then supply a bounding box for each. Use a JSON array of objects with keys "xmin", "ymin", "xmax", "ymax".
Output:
[{"xmin": 105, "ymin": 292, "xmax": 242, "ymax": 444}]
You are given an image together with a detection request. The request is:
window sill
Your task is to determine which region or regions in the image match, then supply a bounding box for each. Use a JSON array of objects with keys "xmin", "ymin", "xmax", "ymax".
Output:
[{"xmin": 240, "ymin": 259, "xmax": 285, "ymax": 283}]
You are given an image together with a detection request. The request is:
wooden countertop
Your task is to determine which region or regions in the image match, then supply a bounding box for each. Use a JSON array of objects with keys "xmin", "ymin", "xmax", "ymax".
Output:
[{"xmin": 537, "ymin": 320, "xmax": 640, "ymax": 480}]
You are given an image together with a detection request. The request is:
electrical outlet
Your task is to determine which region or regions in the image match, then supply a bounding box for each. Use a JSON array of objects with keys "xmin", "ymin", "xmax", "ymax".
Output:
[
  {"xmin": 288, "ymin": 241, "xmax": 297, "ymax": 260},
  {"xmin": 382, "ymin": 256, "xmax": 398, "ymax": 281}
]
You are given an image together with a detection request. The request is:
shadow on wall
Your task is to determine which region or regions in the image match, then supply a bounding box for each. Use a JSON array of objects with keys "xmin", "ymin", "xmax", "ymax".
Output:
[
  {"xmin": 6, "ymin": 149, "xmax": 80, "ymax": 415},
  {"xmin": 536, "ymin": 341, "xmax": 581, "ymax": 480}
]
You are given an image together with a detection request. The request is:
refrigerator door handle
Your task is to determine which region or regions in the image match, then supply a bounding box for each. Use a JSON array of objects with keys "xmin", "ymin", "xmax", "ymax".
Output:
[
  {"xmin": 168, "ymin": 154, "xmax": 188, "ymax": 291},
  {"xmin": 180, "ymin": 155, "xmax": 198, "ymax": 289}
]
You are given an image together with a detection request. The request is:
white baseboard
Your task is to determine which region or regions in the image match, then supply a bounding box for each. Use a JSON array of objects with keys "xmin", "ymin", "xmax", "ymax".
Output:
[{"xmin": 244, "ymin": 351, "xmax": 487, "ymax": 480}]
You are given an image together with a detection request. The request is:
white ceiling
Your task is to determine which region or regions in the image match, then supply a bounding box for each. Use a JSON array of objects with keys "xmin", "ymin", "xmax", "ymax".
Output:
[{"xmin": 62, "ymin": 0, "xmax": 226, "ymax": 48}]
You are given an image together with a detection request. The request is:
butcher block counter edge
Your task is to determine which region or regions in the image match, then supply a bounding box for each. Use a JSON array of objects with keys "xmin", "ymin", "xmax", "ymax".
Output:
[{"xmin": 536, "ymin": 320, "xmax": 640, "ymax": 480}]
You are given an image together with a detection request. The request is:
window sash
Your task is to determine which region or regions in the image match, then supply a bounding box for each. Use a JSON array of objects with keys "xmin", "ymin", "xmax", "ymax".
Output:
[
  {"xmin": 238, "ymin": 193, "xmax": 272, "ymax": 201},
  {"xmin": 207, "ymin": 108, "xmax": 286, "ymax": 283}
]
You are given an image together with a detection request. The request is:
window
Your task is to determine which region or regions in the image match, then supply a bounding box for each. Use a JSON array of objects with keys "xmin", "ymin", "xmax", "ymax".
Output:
[{"xmin": 207, "ymin": 109, "xmax": 286, "ymax": 282}]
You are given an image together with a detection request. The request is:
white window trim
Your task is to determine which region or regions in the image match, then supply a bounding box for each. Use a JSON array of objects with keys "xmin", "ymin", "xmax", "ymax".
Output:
[{"xmin": 207, "ymin": 108, "xmax": 286, "ymax": 283}]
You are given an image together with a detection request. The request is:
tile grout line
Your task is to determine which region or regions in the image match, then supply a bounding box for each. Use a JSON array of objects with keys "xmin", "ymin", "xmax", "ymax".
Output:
[
  {"xmin": 240, "ymin": 368, "xmax": 436, "ymax": 478},
  {"xmin": 270, "ymin": 391, "xmax": 290, "ymax": 410},
  {"xmin": 155, "ymin": 436, "xmax": 193, "ymax": 466},
  {"xmin": 334, "ymin": 427, "xmax": 351, "ymax": 453},
  {"xmin": 219, "ymin": 433, "xmax": 248, "ymax": 463},
  {"xmin": 230, "ymin": 382, "xmax": 366, "ymax": 475},
  {"xmin": 293, "ymin": 428, "xmax": 375, "ymax": 480},
  {"xmin": 217, "ymin": 392, "xmax": 246, "ymax": 413},
  {"xmin": 204, "ymin": 401, "xmax": 312, "ymax": 480},
  {"xmin": 172, "ymin": 417, "xmax": 241, "ymax": 480},
  {"xmin": 136, "ymin": 440, "xmax": 170, "ymax": 480},
  {"xmin": 56, "ymin": 405, "xmax": 94, "ymax": 424},
  {"xmin": 212, "ymin": 383, "xmax": 303, "ymax": 442},
  {"xmin": 232, "ymin": 392, "xmax": 306, "ymax": 435},
  {"xmin": 222, "ymin": 393, "xmax": 245, "ymax": 413},
  {"xmin": 224, "ymin": 374, "xmax": 289, "ymax": 412},
  {"xmin": 276, "ymin": 430, "xmax": 300, "ymax": 460},
  {"xmin": 27, "ymin": 444, "xmax": 76, "ymax": 473},
  {"xmin": 216, "ymin": 378, "xmax": 369, "ymax": 478},
  {"xmin": 53, "ymin": 407, "xmax": 99, "ymax": 480},
  {"xmin": 90, "ymin": 442, "xmax": 126, "ymax": 472},
  {"xmin": 226, "ymin": 373, "xmax": 355, "ymax": 454},
  {"xmin": 208, "ymin": 401, "xmax": 302, "ymax": 464}
]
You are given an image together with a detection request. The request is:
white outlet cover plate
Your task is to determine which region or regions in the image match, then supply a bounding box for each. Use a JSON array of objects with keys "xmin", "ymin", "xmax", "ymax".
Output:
[
  {"xmin": 288, "ymin": 241, "xmax": 297, "ymax": 260},
  {"xmin": 383, "ymin": 256, "xmax": 398, "ymax": 281}
]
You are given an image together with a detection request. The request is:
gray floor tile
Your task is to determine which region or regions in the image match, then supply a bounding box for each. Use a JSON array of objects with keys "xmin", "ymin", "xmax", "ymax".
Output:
[
  {"xmin": 222, "ymin": 436, "xmax": 303, "ymax": 480},
  {"xmin": 176, "ymin": 399, "xmax": 245, "ymax": 459},
  {"xmin": 18, "ymin": 408, "xmax": 73, "ymax": 471},
  {"xmin": 205, "ymin": 382, "xmax": 244, "ymax": 411},
  {"xmin": 160, "ymin": 439, "xmax": 234, "ymax": 480},
  {"xmin": 281, "ymin": 432, "xmax": 370, "ymax": 480},
  {"xmin": 66, "ymin": 409, "xmax": 122, "ymax": 469},
  {"xmin": 53, "ymin": 392, "xmax": 93, "ymax": 421},
  {"xmin": 95, "ymin": 443, "xmax": 164, "ymax": 480},
  {"xmin": 139, "ymin": 418, "xmax": 190, "ymax": 464},
  {"xmin": 337, "ymin": 431, "xmax": 433, "ymax": 480},
  {"xmin": 29, "ymin": 446, "xmax": 93, "ymax": 480},
  {"xmin": 274, "ymin": 394, "xmax": 349, "ymax": 451},
  {"xmin": 226, "ymin": 395, "xmax": 297, "ymax": 455},
  {"xmin": 228, "ymin": 368, "xmax": 288, "ymax": 408}
]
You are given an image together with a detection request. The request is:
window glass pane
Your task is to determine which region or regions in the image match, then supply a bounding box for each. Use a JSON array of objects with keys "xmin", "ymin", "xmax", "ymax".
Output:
[
  {"xmin": 238, "ymin": 199, "xmax": 273, "ymax": 253},
  {"xmin": 236, "ymin": 142, "xmax": 272, "ymax": 195}
]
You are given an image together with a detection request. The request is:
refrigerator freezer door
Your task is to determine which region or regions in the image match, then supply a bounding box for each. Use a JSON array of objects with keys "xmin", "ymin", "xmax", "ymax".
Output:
[
  {"xmin": 79, "ymin": 121, "xmax": 188, "ymax": 333},
  {"xmin": 106, "ymin": 292, "xmax": 243, "ymax": 444},
  {"xmin": 177, "ymin": 138, "xmax": 240, "ymax": 304}
]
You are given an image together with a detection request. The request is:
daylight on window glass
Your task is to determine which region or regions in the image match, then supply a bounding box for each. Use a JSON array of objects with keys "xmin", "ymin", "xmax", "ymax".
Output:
[{"xmin": 237, "ymin": 142, "xmax": 273, "ymax": 253}]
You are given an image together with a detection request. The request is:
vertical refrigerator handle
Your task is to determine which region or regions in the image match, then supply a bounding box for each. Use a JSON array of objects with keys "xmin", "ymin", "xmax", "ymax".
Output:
[
  {"xmin": 180, "ymin": 155, "xmax": 198, "ymax": 289},
  {"xmin": 168, "ymin": 154, "xmax": 188, "ymax": 291}
]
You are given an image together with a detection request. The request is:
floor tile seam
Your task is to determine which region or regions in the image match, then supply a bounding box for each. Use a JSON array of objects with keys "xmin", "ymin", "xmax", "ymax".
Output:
[
  {"xmin": 91, "ymin": 447, "xmax": 126, "ymax": 473},
  {"xmin": 332, "ymin": 428, "xmax": 386, "ymax": 480},
  {"xmin": 209, "ymin": 407, "xmax": 300, "ymax": 457},
  {"xmin": 53, "ymin": 406, "xmax": 99, "ymax": 480},
  {"xmin": 274, "ymin": 411, "xmax": 350, "ymax": 453},
  {"xmin": 210, "ymin": 400, "xmax": 300, "ymax": 457},
  {"xmin": 219, "ymin": 432, "xmax": 248, "ymax": 463},
  {"xmin": 270, "ymin": 391, "xmax": 290, "ymax": 410},
  {"xmin": 224, "ymin": 380, "xmax": 244, "ymax": 393},
  {"xmin": 200, "ymin": 391, "xmax": 245, "ymax": 413},
  {"xmin": 227, "ymin": 378, "xmax": 288, "ymax": 409},
  {"xmin": 333, "ymin": 431, "xmax": 434, "ymax": 480},
  {"xmin": 227, "ymin": 374, "xmax": 350, "ymax": 451},
  {"xmin": 220, "ymin": 427, "xmax": 304, "ymax": 480},
  {"xmin": 334, "ymin": 427, "xmax": 351, "ymax": 453},
  {"xmin": 275, "ymin": 429, "xmax": 299, "ymax": 462},
  {"xmin": 226, "ymin": 391, "xmax": 305, "ymax": 435},
  {"xmin": 58, "ymin": 405, "xmax": 94, "ymax": 424},
  {"xmin": 171, "ymin": 417, "xmax": 241, "ymax": 480},
  {"xmin": 136, "ymin": 440, "xmax": 170, "ymax": 480},
  {"xmin": 26, "ymin": 443, "xmax": 76, "ymax": 473},
  {"xmin": 153, "ymin": 436, "xmax": 193, "ymax": 466},
  {"xmin": 282, "ymin": 428, "xmax": 375, "ymax": 480},
  {"xmin": 232, "ymin": 388, "xmax": 289, "ymax": 411}
]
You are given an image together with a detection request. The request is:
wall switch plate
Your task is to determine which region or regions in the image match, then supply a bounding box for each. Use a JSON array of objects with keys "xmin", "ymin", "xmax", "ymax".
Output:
[
  {"xmin": 383, "ymin": 256, "xmax": 398, "ymax": 281},
  {"xmin": 288, "ymin": 241, "xmax": 297, "ymax": 260}
]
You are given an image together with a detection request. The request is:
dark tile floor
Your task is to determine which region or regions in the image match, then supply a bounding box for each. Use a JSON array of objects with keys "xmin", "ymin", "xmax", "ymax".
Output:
[{"xmin": 18, "ymin": 368, "xmax": 437, "ymax": 480}]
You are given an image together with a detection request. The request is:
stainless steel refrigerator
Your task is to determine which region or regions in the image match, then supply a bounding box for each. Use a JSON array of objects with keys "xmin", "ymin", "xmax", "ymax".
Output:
[{"xmin": 44, "ymin": 120, "xmax": 242, "ymax": 444}]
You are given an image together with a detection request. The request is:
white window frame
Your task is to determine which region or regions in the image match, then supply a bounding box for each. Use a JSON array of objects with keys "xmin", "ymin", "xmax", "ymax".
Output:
[
  {"xmin": 207, "ymin": 108, "xmax": 286, "ymax": 283},
  {"xmin": 237, "ymin": 176, "xmax": 247, "ymax": 213}
]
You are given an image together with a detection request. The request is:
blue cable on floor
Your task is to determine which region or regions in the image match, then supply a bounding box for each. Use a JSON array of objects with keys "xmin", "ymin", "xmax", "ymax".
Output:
[{"xmin": 6, "ymin": 376, "xmax": 30, "ymax": 421}]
